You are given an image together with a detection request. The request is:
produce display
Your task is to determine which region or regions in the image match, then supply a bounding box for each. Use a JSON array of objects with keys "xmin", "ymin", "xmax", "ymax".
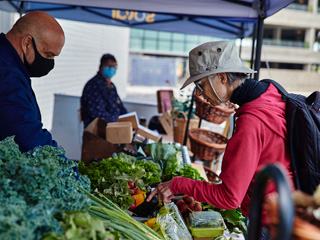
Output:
[
  {"xmin": 78, "ymin": 142, "xmax": 205, "ymax": 217},
  {"xmin": 0, "ymin": 136, "xmax": 247, "ymax": 240}
]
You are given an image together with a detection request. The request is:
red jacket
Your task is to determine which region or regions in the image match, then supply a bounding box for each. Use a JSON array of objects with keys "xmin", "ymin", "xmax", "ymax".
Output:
[{"xmin": 171, "ymin": 84, "xmax": 295, "ymax": 217}]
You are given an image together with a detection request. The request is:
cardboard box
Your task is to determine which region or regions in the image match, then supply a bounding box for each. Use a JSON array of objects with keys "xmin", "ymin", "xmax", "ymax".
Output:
[
  {"xmin": 106, "ymin": 122, "xmax": 133, "ymax": 144},
  {"xmin": 118, "ymin": 112, "xmax": 161, "ymax": 142},
  {"xmin": 84, "ymin": 117, "xmax": 107, "ymax": 138},
  {"xmin": 117, "ymin": 112, "xmax": 139, "ymax": 129},
  {"xmin": 81, "ymin": 131, "xmax": 123, "ymax": 165},
  {"xmin": 136, "ymin": 125, "xmax": 161, "ymax": 142}
]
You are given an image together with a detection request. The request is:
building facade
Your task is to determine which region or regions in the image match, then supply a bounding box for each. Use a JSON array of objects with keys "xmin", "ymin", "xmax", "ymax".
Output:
[{"xmin": 129, "ymin": 0, "xmax": 320, "ymax": 95}]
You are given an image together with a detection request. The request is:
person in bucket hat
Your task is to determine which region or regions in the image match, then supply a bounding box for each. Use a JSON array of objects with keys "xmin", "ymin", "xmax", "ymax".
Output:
[{"xmin": 148, "ymin": 41, "xmax": 295, "ymax": 239}]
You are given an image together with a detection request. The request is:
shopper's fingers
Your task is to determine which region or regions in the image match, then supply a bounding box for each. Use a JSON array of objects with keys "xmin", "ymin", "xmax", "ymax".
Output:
[{"xmin": 147, "ymin": 188, "xmax": 157, "ymax": 202}]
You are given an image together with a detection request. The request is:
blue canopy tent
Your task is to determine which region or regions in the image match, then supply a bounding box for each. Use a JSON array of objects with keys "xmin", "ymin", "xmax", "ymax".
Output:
[{"xmin": 0, "ymin": 0, "xmax": 294, "ymax": 80}]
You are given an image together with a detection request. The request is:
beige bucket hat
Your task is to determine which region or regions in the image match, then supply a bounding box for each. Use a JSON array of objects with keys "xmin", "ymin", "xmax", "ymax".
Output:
[{"xmin": 181, "ymin": 41, "xmax": 256, "ymax": 90}]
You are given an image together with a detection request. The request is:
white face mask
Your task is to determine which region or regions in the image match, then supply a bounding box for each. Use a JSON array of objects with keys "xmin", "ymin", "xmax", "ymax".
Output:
[{"xmin": 208, "ymin": 76, "xmax": 226, "ymax": 103}]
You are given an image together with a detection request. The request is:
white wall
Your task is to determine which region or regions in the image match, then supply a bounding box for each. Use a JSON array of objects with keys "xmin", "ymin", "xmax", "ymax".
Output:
[
  {"xmin": 30, "ymin": 19, "xmax": 130, "ymax": 130},
  {"xmin": 0, "ymin": 10, "xmax": 16, "ymax": 33}
]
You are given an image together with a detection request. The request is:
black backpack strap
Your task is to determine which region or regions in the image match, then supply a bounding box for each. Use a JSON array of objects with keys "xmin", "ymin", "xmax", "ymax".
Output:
[
  {"xmin": 261, "ymin": 79, "xmax": 300, "ymax": 190},
  {"xmin": 260, "ymin": 79, "xmax": 289, "ymax": 99},
  {"xmin": 306, "ymin": 91, "xmax": 320, "ymax": 113}
]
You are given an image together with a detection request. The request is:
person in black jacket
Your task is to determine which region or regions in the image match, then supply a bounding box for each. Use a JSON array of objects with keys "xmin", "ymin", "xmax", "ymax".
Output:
[
  {"xmin": 0, "ymin": 11, "xmax": 65, "ymax": 152},
  {"xmin": 81, "ymin": 54, "xmax": 127, "ymax": 128}
]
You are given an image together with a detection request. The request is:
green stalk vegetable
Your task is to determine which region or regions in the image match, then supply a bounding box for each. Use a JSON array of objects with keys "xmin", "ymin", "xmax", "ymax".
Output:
[{"xmin": 79, "ymin": 186, "xmax": 164, "ymax": 240}]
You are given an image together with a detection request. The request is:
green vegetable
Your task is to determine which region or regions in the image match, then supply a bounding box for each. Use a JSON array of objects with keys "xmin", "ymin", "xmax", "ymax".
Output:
[
  {"xmin": 0, "ymin": 136, "xmax": 91, "ymax": 240},
  {"xmin": 145, "ymin": 142, "xmax": 182, "ymax": 181},
  {"xmin": 78, "ymin": 152, "xmax": 162, "ymax": 210},
  {"xmin": 173, "ymin": 165, "xmax": 205, "ymax": 181},
  {"xmin": 79, "ymin": 187, "xmax": 165, "ymax": 240},
  {"xmin": 202, "ymin": 205, "xmax": 247, "ymax": 234},
  {"xmin": 41, "ymin": 211, "xmax": 119, "ymax": 240},
  {"xmin": 145, "ymin": 142, "xmax": 206, "ymax": 181}
]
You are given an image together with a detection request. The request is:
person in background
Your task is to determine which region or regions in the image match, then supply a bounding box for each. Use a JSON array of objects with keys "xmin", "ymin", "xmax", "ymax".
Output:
[
  {"xmin": 0, "ymin": 11, "xmax": 65, "ymax": 152},
  {"xmin": 81, "ymin": 54, "xmax": 127, "ymax": 128},
  {"xmin": 147, "ymin": 41, "xmax": 295, "ymax": 240}
]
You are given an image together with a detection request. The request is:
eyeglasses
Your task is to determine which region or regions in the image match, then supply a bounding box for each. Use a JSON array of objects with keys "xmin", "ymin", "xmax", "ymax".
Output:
[{"xmin": 194, "ymin": 80, "xmax": 204, "ymax": 92}]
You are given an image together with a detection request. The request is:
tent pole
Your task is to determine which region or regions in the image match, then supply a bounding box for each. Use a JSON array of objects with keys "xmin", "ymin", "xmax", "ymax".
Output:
[
  {"xmin": 250, "ymin": 24, "xmax": 256, "ymax": 72},
  {"xmin": 239, "ymin": 38, "xmax": 243, "ymax": 58},
  {"xmin": 254, "ymin": 0, "xmax": 265, "ymax": 81},
  {"xmin": 254, "ymin": 17, "xmax": 264, "ymax": 81}
]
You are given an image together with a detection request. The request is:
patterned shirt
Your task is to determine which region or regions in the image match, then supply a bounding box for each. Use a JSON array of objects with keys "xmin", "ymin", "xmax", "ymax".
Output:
[{"xmin": 80, "ymin": 73, "xmax": 127, "ymax": 128}]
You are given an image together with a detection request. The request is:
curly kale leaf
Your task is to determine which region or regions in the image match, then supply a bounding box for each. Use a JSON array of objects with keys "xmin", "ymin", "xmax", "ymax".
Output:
[{"xmin": 0, "ymin": 136, "xmax": 91, "ymax": 240}]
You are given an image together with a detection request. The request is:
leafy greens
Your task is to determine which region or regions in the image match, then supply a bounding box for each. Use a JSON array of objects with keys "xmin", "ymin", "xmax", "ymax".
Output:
[
  {"xmin": 0, "ymin": 136, "xmax": 91, "ymax": 240},
  {"xmin": 78, "ymin": 152, "xmax": 162, "ymax": 210}
]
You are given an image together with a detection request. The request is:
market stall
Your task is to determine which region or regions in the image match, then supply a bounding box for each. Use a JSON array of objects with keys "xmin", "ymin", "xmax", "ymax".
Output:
[{"xmin": 1, "ymin": 1, "xmax": 306, "ymax": 240}]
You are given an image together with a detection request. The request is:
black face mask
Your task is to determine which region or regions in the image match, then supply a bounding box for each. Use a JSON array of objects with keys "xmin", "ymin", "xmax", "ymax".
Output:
[{"xmin": 23, "ymin": 37, "xmax": 54, "ymax": 77}]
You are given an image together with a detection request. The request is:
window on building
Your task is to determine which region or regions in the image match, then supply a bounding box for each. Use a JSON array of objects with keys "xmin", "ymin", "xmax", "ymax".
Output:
[
  {"xmin": 264, "ymin": 28, "xmax": 274, "ymax": 39},
  {"xmin": 282, "ymin": 29, "xmax": 305, "ymax": 42},
  {"xmin": 287, "ymin": 0, "xmax": 309, "ymax": 11},
  {"xmin": 129, "ymin": 29, "xmax": 232, "ymax": 53},
  {"xmin": 261, "ymin": 62, "xmax": 304, "ymax": 70}
]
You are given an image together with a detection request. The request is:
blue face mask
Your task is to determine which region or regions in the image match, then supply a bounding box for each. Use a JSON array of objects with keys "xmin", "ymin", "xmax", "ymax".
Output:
[{"xmin": 102, "ymin": 67, "xmax": 116, "ymax": 79}]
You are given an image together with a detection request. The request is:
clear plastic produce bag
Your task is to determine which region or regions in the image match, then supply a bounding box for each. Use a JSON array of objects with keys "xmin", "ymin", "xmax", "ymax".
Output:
[{"xmin": 157, "ymin": 202, "xmax": 193, "ymax": 240}]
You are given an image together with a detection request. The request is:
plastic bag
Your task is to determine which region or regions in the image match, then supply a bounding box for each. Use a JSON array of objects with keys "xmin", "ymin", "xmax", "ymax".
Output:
[
  {"xmin": 189, "ymin": 211, "xmax": 226, "ymax": 228},
  {"xmin": 157, "ymin": 202, "xmax": 193, "ymax": 240}
]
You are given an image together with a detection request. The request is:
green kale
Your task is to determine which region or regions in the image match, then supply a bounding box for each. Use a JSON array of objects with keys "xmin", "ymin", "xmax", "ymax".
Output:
[{"xmin": 0, "ymin": 136, "xmax": 91, "ymax": 240}]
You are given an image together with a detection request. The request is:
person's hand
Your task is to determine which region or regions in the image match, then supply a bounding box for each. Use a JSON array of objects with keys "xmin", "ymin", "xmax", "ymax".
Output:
[{"xmin": 147, "ymin": 180, "xmax": 174, "ymax": 203}]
